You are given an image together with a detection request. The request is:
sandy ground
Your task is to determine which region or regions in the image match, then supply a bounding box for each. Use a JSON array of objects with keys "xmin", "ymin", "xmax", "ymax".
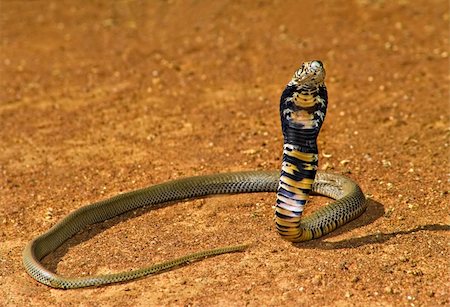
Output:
[{"xmin": 0, "ymin": 0, "xmax": 449, "ymax": 306}]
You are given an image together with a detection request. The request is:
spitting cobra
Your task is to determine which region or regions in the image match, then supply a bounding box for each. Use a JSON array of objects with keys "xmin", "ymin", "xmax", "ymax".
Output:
[{"xmin": 23, "ymin": 60, "xmax": 366, "ymax": 289}]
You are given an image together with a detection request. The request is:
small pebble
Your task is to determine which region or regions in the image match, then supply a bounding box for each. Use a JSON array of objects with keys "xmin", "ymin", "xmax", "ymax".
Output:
[
  {"xmin": 45, "ymin": 208, "xmax": 53, "ymax": 220},
  {"xmin": 381, "ymin": 159, "xmax": 391, "ymax": 168},
  {"xmin": 339, "ymin": 159, "xmax": 350, "ymax": 166},
  {"xmin": 384, "ymin": 207, "xmax": 394, "ymax": 218},
  {"xmin": 321, "ymin": 162, "xmax": 332, "ymax": 170},
  {"xmin": 351, "ymin": 276, "xmax": 360, "ymax": 283},
  {"xmin": 407, "ymin": 269, "xmax": 424, "ymax": 276},
  {"xmin": 241, "ymin": 148, "xmax": 257, "ymax": 155},
  {"xmin": 399, "ymin": 255, "xmax": 409, "ymax": 262},
  {"xmin": 407, "ymin": 295, "xmax": 415, "ymax": 301},
  {"xmin": 311, "ymin": 274, "xmax": 322, "ymax": 286}
]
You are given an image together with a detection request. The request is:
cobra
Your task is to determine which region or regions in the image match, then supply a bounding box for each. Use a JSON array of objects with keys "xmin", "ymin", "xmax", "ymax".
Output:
[{"xmin": 23, "ymin": 60, "xmax": 366, "ymax": 289}]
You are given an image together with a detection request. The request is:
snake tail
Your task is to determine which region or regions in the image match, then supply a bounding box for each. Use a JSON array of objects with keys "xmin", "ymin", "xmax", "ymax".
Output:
[
  {"xmin": 25, "ymin": 241, "xmax": 248, "ymax": 289},
  {"xmin": 23, "ymin": 171, "xmax": 278, "ymax": 289}
]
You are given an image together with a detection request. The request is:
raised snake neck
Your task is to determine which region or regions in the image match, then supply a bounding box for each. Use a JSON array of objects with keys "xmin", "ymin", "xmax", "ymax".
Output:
[
  {"xmin": 23, "ymin": 61, "xmax": 367, "ymax": 289},
  {"xmin": 275, "ymin": 60, "xmax": 330, "ymax": 241}
]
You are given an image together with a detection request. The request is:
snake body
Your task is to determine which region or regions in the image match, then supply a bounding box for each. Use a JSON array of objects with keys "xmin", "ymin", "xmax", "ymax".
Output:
[{"xmin": 23, "ymin": 61, "xmax": 367, "ymax": 289}]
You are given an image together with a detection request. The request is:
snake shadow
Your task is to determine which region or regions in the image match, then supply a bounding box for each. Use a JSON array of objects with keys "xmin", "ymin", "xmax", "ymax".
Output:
[{"xmin": 294, "ymin": 198, "xmax": 450, "ymax": 250}]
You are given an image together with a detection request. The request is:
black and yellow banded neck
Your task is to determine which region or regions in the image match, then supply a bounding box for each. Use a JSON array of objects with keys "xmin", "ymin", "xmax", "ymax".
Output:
[{"xmin": 275, "ymin": 60, "xmax": 328, "ymax": 242}]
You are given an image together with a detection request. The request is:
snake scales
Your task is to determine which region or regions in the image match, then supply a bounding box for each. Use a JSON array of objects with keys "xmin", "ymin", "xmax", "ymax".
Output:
[{"xmin": 23, "ymin": 61, "xmax": 366, "ymax": 289}]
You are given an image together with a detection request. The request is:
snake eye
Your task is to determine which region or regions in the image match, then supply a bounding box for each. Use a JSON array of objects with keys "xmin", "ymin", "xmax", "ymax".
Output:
[{"xmin": 311, "ymin": 61, "xmax": 323, "ymax": 70}]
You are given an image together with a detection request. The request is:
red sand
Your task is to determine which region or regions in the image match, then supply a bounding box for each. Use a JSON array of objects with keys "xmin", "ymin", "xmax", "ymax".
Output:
[{"xmin": 1, "ymin": 1, "xmax": 448, "ymax": 306}]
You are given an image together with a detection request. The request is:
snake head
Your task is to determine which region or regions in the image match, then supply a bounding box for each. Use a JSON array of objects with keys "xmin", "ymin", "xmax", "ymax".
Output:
[{"xmin": 288, "ymin": 60, "xmax": 326, "ymax": 87}]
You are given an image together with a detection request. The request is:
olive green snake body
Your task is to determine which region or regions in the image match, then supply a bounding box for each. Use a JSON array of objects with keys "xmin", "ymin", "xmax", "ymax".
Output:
[
  {"xmin": 23, "ymin": 61, "xmax": 367, "ymax": 289},
  {"xmin": 23, "ymin": 171, "xmax": 365, "ymax": 289}
]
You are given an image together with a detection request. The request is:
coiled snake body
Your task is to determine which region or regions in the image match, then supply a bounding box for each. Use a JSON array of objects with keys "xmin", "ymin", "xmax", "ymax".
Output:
[{"xmin": 23, "ymin": 61, "xmax": 367, "ymax": 289}]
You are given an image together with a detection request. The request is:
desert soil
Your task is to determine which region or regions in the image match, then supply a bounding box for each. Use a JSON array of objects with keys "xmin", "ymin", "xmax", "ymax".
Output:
[{"xmin": 0, "ymin": 1, "xmax": 449, "ymax": 306}]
